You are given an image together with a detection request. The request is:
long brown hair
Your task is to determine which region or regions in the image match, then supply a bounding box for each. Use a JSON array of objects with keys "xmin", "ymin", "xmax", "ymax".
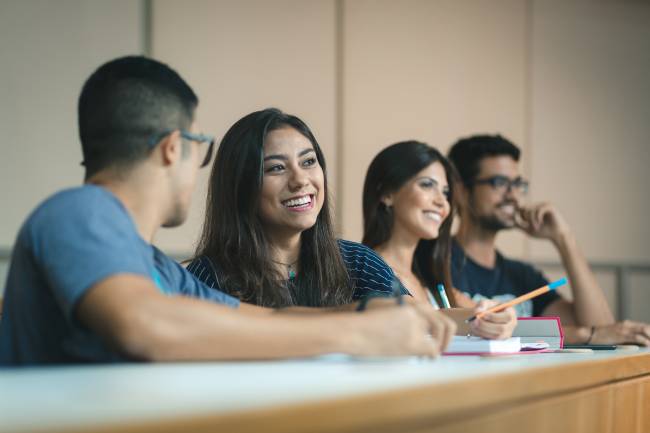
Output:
[
  {"xmin": 362, "ymin": 141, "xmax": 458, "ymax": 307},
  {"xmin": 194, "ymin": 108, "xmax": 352, "ymax": 307}
]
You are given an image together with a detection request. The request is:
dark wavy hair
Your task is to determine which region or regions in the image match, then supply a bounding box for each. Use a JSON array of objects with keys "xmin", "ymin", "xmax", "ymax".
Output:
[
  {"xmin": 194, "ymin": 108, "xmax": 353, "ymax": 307},
  {"xmin": 362, "ymin": 141, "xmax": 458, "ymax": 307}
]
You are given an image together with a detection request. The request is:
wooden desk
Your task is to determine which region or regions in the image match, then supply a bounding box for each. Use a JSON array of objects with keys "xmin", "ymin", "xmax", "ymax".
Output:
[{"xmin": 1, "ymin": 349, "xmax": 649, "ymax": 433}]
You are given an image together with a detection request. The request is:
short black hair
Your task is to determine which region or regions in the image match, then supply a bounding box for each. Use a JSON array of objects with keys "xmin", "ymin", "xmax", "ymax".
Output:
[
  {"xmin": 78, "ymin": 56, "xmax": 198, "ymax": 178},
  {"xmin": 447, "ymin": 134, "xmax": 520, "ymax": 186}
]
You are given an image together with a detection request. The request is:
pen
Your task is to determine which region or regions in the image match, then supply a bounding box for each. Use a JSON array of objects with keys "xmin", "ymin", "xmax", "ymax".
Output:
[
  {"xmin": 436, "ymin": 283, "xmax": 451, "ymax": 308},
  {"xmin": 465, "ymin": 277, "xmax": 568, "ymax": 323}
]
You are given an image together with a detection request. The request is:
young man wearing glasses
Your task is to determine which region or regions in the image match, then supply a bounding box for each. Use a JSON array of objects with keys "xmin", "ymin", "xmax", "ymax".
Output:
[
  {"xmin": 0, "ymin": 56, "xmax": 455, "ymax": 365},
  {"xmin": 447, "ymin": 134, "xmax": 650, "ymax": 346}
]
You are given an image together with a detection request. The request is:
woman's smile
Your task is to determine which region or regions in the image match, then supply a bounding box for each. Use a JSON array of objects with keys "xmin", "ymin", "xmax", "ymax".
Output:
[
  {"xmin": 423, "ymin": 210, "xmax": 443, "ymax": 223},
  {"xmin": 281, "ymin": 194, "xmax": 315, "ymax": 212}
]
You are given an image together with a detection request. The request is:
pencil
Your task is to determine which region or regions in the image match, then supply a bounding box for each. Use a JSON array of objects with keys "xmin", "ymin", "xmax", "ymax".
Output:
[{"xmin": 465, "ymin": 277, "xmax": 568, "ymax": 323}]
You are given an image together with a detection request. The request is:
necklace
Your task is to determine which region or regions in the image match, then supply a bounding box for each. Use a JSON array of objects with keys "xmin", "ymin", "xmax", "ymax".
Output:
[{"xmin": 271, "ymin": 259, "xmax": 298, "ymax": 280}]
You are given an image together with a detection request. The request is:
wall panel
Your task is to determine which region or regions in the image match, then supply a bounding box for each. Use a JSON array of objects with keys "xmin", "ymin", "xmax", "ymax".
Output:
[
  {"xmin": 151, "ymin": 0, "xmax": 337, "ymax": 254},
  {"xmin": 340, "ymin": 0, "xmax": 529, "ymax": 257},
  {"xmin": 0, "ymin": 0, "xmax": 144, "ymax": 247},
  {"xmin": 530, "ymin": 0, "xmax": 650, "ymax": 263}
]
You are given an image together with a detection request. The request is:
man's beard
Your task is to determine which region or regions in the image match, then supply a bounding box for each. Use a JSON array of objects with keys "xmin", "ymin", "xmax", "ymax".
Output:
[
  {"xmin": 470, "ymin": 199, "xmax": 518, "ymax": 232},
  {"xmin": 476, "ymin": 214, "xmax": 514, "ymax": 232}
]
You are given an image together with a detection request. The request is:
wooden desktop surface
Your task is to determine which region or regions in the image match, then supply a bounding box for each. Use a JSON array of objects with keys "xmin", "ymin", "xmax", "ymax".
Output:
[{"xmin": 1, "ymin": 349, "xmax": 649, "ymax": 433}]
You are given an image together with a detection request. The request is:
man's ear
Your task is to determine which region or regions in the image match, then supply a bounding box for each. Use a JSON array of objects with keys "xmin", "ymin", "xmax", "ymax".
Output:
[
  {"xmin": 157, "ymin": 130, "xmax": 182, "ymax": 167},
  {"xmin": 455, "ymin": 182, "xmax": 470, "ymax": 210}
]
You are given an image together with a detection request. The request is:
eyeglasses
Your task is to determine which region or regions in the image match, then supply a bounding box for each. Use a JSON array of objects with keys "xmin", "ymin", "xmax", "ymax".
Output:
[
  {"xmin": 148, "ymin": 129, "xmax": 215, "ymax": 168},
  {"xmin": 472, "ymin": 175, "xmax": 529, "ymax": 195}
]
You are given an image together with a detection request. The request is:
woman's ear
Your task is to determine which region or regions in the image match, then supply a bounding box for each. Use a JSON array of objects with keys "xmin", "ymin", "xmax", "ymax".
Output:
[{"xmin": 380, "ymin": 193, "xmax": 394, "ymax": 208}]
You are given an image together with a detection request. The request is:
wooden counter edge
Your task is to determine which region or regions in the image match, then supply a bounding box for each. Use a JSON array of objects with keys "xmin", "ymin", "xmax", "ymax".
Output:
[{"xmin": 33, "ymin": 352, "xmax": 650, "ymax": 433}]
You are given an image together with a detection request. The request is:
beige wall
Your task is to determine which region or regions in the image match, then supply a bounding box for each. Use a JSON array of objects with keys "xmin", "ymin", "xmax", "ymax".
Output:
[
  {"xmin": 0, "ymin": 0, "xmax": 144, "ymax": 248},
  {"xmin": 3, "ymin": 0, "xmax": 648, "ymax": 261},
  {"xmin": 1, "ymin": 1, "xmax": 649, "ymax": 318},
  {"xmin": 150, "ymin": 0, "xmax": 338, "ymax": 256},
  {"xmin": 340, "ymin": 0, "xmax": 529, "ymax": 257},
  {"xmin": 529, "ymin": 0, "xmax": 650, "ymax": 263}
]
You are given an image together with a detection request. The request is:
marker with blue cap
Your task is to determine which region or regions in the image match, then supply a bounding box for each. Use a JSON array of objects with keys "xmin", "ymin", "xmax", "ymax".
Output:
[{"xmin": 465, "ymin": 277, "xmax": 568, "ymax": 323}]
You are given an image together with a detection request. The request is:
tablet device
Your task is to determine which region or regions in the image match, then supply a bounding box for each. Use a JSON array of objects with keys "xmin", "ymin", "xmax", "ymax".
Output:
[{"xmin": 563, "ymin": 344, "xmax": 617, "ymax": 350}]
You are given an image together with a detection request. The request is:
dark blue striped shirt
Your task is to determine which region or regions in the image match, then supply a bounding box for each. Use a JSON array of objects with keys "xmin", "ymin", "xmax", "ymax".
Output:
[{"xmin": 187, "ymin": 239, "xmax": 408, "ymax": 303}]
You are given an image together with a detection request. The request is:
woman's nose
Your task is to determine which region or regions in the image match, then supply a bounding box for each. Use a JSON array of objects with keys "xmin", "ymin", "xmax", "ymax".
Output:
[
  {"xmin": 288, "ymin": 167, "xmax": 309, "ymax": 190},
  {"xmin": 432, "ymin": 188, "xmax": 447, "ymax": 206}
]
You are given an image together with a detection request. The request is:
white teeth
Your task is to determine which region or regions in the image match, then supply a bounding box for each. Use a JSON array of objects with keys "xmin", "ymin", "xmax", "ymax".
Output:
[
  {"xmin": 423, "ymin": 211, "xmax": 442, "ymax": 222},
  {"xmin": 500, "ymin": 205, "xmax": 515, "ymax": 214},
  {"xmin": 283, "ymin": 195, "xmax": 312, "ymax": 207}
]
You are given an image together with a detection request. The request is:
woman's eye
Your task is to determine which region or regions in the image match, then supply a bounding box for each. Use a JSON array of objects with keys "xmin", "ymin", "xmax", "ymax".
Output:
[
  {"xmin": 265, "ymin": 164, "xmax": 284, "ymax": 173},
  {"xmin": 443, "ymin": 188, "xmax": 451, "ymax": 199},
  {"xmin": 419, "ymin": 180, "xmax": 434, "ymax": 189},
  {"xmin": 302, "ymin": 157, "xmax": 317, "ymax": 167}
]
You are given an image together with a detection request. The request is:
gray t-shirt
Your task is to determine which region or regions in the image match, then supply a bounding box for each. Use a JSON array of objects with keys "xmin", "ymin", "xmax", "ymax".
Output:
[{"xmin": 0, "ymin": 185, "xmax": 239, "ymax": 365}]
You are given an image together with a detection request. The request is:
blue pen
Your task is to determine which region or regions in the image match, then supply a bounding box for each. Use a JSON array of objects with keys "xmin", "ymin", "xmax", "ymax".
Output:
[{"xmin": 436, "ymin": 283, "xmax": 451, "ymax": 309}]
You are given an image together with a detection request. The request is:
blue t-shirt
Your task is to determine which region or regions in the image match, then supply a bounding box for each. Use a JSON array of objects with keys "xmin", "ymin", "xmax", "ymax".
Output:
[
  {"xmin": 187, "ymin": 239, "xmax": 407, "ymax": 304},
  {"xmin": 450, "ymin": 240, "xmax": 559, "ymax": 317},
  {"xmin": 0, "ymin": 185, "xmax": 239, "ymax": 366}
]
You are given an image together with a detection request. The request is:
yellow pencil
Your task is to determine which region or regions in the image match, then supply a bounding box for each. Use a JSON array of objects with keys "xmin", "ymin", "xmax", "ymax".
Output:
[{"xmin": 465, "ymin": 277, "xmax": 568, "ymax": 323}]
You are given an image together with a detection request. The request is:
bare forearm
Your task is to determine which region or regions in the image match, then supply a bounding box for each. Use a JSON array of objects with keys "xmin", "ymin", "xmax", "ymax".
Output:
[
  {"xmin": 562, "ymin": 325, "xmax": 592, "ymax": 344},
  {"xmin": 112, "ymin": 296, "xmax": 352, "ymax": 361},
  {"xmin": 79, "ymin": 275, "xmax": 449, "ymax": 361},
  {"xmin": 563, "ymin": 322, "xmax": 650, "ymax": 346},
  {"xmin": 554, "ymin": 233, "xmax": 614, "ymax": 326}
]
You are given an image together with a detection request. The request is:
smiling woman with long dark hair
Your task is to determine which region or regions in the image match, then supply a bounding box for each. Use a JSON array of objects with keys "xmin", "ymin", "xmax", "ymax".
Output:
[
  {"xmin": 187, "ymin": 108, "xmax": 403, "ymax": 308},
  {"xmin": 363, "ymin": 141, "xmax": 458, "ymax": 307},
  {"xmin": 362, "ymin": 140, "xmax": 517, "ymax": 339}
]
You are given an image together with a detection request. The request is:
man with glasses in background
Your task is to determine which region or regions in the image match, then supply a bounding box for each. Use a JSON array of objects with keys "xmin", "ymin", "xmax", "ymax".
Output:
[{"xmin": 447, "ymin": 134, "xmax": 650, "ymax": 346}]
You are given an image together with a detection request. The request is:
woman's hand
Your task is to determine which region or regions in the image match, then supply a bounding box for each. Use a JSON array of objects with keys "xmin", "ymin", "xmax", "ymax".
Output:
[{"xmin": 469, "ymin": 300, "xmax": 517, "ymax": 340}]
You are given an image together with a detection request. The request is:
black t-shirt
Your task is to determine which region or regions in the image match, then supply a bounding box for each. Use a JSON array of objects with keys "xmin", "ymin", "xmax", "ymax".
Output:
[{"xmin": 450, "ymin": 240, "xmax": 560, "ymax": 317}]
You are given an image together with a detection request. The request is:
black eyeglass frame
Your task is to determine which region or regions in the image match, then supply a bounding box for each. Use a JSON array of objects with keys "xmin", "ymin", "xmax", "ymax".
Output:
[
  {"xmin": 148, "ymin": 129, "xmax": 215, "ymax": 168},
  {"xmin": 471, "ymin": 175, "xmax": 529, "ymax": 194}
]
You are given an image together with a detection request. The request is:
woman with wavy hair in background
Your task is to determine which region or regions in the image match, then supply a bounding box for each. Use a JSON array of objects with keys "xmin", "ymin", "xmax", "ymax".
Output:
[{"xmin": 363, "ymin": 141, "xmax": 516, "ymax": 339}]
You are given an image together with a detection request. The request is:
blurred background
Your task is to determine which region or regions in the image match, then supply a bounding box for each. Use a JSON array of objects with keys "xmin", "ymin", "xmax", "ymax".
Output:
[{"xmin": 1, "ymin": 0, "xmax": 649, "ymax": 320}]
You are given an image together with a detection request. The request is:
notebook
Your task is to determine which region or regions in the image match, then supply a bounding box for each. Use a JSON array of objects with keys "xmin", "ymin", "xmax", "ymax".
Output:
[
  {"xmin": 513, "ymin": 316, "xmax": 564, "ymax": 350},
  {"xmin": 443, "ymin": 316, "xmax": 564, "ymax": 355},
  {"xmin": 444, "ymin": 336, "xmax": 522, "ymax": 354}
]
